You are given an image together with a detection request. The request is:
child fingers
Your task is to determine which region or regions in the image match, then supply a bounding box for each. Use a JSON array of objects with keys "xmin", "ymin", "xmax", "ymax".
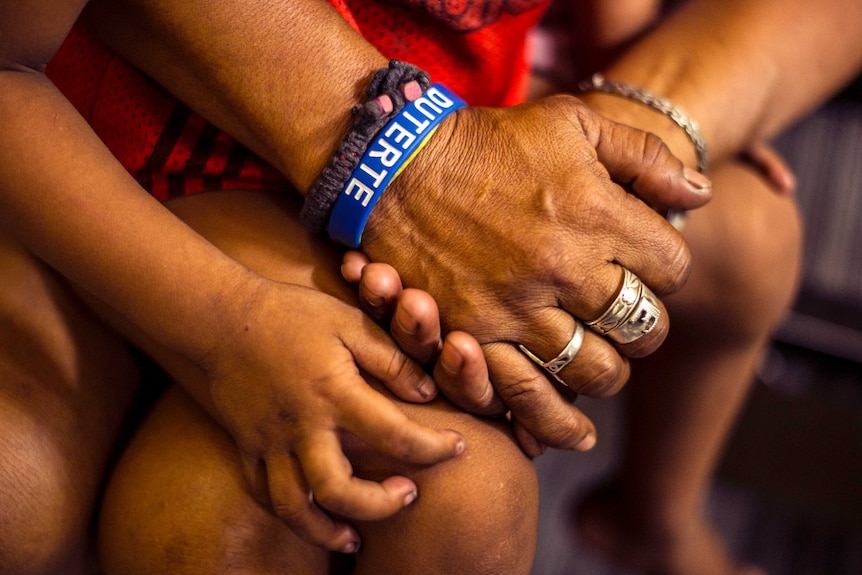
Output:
[
  {"xmin": 337, "ymin": 378, "xmax": 465, "ymax": 465},
  {"xmin": 295, "ymin": 432, "xmax": 421, "ymax": 522},
  {"xmin": 348, "ymin": 317, "xmax": 439, "ymax": 402},
  {"xmin": 264, "ymin": 453, "xmax": 361, "ymax": 553}
]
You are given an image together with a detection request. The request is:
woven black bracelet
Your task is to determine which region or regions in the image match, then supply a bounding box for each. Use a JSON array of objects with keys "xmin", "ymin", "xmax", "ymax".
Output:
[{"xmin": 300, "ymin": 60, "xmax": 431, "ymax": 233}]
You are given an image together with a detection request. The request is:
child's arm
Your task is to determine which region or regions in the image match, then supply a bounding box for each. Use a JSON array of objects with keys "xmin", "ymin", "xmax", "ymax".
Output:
[
  {"xmin": 0, "ymin": 1, "xmax": 464, "ymax": 554},
  {"xmin": 83, "ymin": 0, "xmax": 710, "ymax": 456}
]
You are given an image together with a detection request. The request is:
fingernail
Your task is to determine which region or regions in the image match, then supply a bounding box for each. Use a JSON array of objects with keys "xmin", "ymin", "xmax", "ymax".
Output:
[
  {"xmin": 340, "ymin": 540, "xmax": 361, "ymax": 554},
  {"xmin": 403, "ymin": 489, "xmax": 418, "ymax": 506},
  {"xmin": 418, "ymin": 377, "xmax": 437, "ymax": 400},
  {"xmin": 393, "ymin": 311, "xmax": 416, "ymax": 336},
  {"xmin": 401, "ymin": 80, "xmax": 422, "ymax": 102},
  {"xmin": 364, "ymin": 292, "xmax": 384, "ymax": 309},
  {"xmin": 454, "ymin": 436, "xmax": 466, "ymax": 455},
  {"xmin": 779, "ymin": 171, "xmax": 797, "ymax": 194},
  {"xmin": 683, "ymin": 167, "xmax": 712, "ymax": 193},
  {"xmin": 575, "ymin": 433, "xmax": 596, "ymax": 451}
]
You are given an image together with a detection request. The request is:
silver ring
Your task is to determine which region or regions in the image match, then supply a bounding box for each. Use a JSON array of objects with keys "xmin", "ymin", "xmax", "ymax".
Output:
[
  {"xmin": 586, "ymin": 268, "xmax": 661, "ymax": 344},
  {"xmin": 518, "ymin": 320, "xmax": 585, "ymax": 388}
]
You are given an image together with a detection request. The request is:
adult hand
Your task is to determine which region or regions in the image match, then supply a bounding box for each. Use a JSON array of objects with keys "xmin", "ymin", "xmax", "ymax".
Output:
[
  {"xmin": 361, "ymin": 95, "xmax": 711, "ymax": 453},
  {"xmin": 199, "ymin": 277, "xmax": 465, "ymax": 553}
]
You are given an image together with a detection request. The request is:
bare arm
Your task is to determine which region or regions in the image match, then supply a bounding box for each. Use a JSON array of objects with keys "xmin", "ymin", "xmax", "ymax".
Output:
[
  {"xmin": 83, "ymin": 0, "xmax": 387, "ymax": 193},
  {"xmin": 582, "ymin": 0, "xmax": 862, "ymax": 167},
  {"xmin": 82, "ymin": 0, "xmax": 715, "ymax": 454},
  {"xmin": 0, "ymin": 1, "xmax": 469, "ymax": 552},
  {"xmin": 0, "ymin": 9, "xmax": 246, "ymax": 364}
]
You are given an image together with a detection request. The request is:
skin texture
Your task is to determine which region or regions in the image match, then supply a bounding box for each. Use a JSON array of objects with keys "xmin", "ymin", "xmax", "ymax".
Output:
[
  {"xmin": 0, "ymin": 0, "xmax": 859, "ymax": 573},
  {"xmin": 0, "ymin": 11, "xmax": 708, "ymax": 567},
  {"xmin": 81, "ymin": 0, "xmax": 712, "ymax": 451},
  {"xmin": 93, "ymin": 189, "xmax": 540, "ymax": 575}
]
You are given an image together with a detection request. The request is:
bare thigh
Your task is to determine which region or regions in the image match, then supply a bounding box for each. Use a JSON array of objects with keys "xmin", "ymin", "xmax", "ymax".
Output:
[
  {"xmin": 669, "ymin": 158, "xmax": 802, "ymax": 336},
  {"xmin": 0, "ymin": 229, "xmax": 140, "ymax": 575},
  {"xmin": 96, "ymin": 190, "xmax": 539, "ymax": 575}
]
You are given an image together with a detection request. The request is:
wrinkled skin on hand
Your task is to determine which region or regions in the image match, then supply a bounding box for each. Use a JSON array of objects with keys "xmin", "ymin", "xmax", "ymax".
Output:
[
  {"xmin": 198, "ymin": 277, "xmax": 465, "ymax": 553},
  {"xmin": 361, "ymin": 95, "xmax": 711, "ymax": 454}
]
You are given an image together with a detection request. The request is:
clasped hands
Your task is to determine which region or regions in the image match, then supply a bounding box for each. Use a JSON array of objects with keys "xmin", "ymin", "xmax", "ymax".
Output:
[
  {"xmin": 361, "ymin": 94, "xmax": 711, "ymax": 454},
  {"xmin": 198, "ymin": 95, "xmax": 711, "ymax": 554}
]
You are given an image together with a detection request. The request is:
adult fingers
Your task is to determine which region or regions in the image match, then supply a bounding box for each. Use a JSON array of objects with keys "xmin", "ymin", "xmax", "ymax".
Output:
[
  {"xmin": 356, "ymin": 262, "xmax": 403, "ymax": 320},
  {"xmin": 347, "ymin": 260, "xmax": 445, "ymax": 365},
  {"xmin": 296, "ymin": 431, "xmax": 420, "ymax": 521},
  {"xmin": 512, "ymin": 419, "xmax": 547, "ymax": 459},
  {"xmin": 580, "ymin": 106, "xmax": 713, "ymax": 211},
  {"xmin": 512, "ymin": 308, "xmax": 631, "ymax": 397},
  {"xmin": 742, "ymin": 142, "xmax": 796, "ymax": 195},
  {"xmin": 483, "ymin": 341, "xmax": 598, "ymax": 451},
  {"xmin": 433, "ymin": 330, "xmax": 506, "ymax": 416},
  {"xmin": 553, "ymin": 242, "xmax": 672, "ymax": 358},
  {"xmin": 265, "ymin": 452, "xmax": 361, "ymax": 553},
  {"xmin": 341, "ymin": 250, "xmax": 371, "ymax": 283}
]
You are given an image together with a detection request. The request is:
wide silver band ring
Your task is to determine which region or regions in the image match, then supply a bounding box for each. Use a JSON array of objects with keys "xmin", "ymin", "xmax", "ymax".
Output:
[
  {"xmin": 518, "ymin": 320, "xmax": 585, "ymax": 388},
  {"xmin": 586, "ymin": 268, "xmax": 661, "ymax": 344}
]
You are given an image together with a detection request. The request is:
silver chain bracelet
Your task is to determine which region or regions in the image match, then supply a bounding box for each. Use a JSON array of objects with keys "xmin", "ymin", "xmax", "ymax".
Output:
[{"xmin": 576, "ymin": 73, "xmax": 708, "ymax": 173}]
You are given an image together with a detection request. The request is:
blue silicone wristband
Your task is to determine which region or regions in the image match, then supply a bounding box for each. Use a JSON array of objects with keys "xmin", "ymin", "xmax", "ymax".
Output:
[{"xmin": 327, "ymin": 83, "xmax": 467, "ymax": 248}]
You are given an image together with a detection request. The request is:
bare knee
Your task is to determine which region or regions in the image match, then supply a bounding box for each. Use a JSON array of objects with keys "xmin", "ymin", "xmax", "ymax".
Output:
[
  {"xmin": 679, "ymin": 160, "xmax": 803, "ymax": 339},
  {"xmin": 0, "ymin": 413, "xmax": 90, "ymax": 575},
  {"xmin": 0, "ymin": 235, "xmax": 138, "ymax": 575},
  {"xmin": 353, "ymin": 406, "xmax": 539, "ymax": 575},
  {"xmin": 99, "ymin": 388, "xmax": 327, "ymax": 575}
]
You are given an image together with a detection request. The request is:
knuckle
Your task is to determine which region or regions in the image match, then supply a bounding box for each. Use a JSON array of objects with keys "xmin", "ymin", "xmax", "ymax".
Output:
[
  {"xmin": 647, "ymin": 233, "xmax": 691, "ymax": 295},
  {"xmin": 639, "ymin": 131, "xmax": 668, "ymax": 166},
  {"xmin": 386, "ymin": 347, "xmax": 415, "ymax": 382},
  {"xmin": 497, "ymin": 375, "xmax": 544, "ymax": 416},
  {"xmin": 541, "ymin": 411, "xmax": 583, "ymax": 448},
  {"xmin": 310, "ymin": 479, "xmax": 351, "ymax": 516},
  {"xmin": 378, "ymin": 429, "xmax": 420, "ymax": 461},
  {"xmin": 271, "ymin": 498, "xmax": 311, "ymax": 528},
  {"xmin": 662, "ymin": 238, "xmax": 692, "ymax": 293},
  {"xmin": 572, "ymin": 348, "xmax": 626, "ymax": 397}
]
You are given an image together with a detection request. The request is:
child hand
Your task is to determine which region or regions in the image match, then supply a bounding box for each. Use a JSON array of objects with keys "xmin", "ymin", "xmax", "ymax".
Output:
[{"xmin": 200, "ymin": 278, "xmax": 465, "ymax": 554}]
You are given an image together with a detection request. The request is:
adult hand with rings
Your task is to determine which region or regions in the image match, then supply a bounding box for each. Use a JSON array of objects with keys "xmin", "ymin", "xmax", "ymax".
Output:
[{"xmin": 358, "ymin": 95, "xmax": 712, "ymax": 453}]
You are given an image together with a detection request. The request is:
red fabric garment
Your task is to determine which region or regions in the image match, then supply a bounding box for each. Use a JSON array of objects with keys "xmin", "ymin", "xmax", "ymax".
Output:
[
  {"xmin": 45, "ymin": 25, "xmax": 287, "ymax": 201},
  {"xmin": 45, "ymin": 1, "xmax": 550, "ymax": 198},
  {"xmin": 328, "ymin": 0, "xmax": 549, "ymax": 106}
]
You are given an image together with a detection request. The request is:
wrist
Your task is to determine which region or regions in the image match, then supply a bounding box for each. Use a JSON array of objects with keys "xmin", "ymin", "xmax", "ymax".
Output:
[
  {"xmin": 578, "ymin": 74, "xmax": 707, "ymax": 172},
  {"xmin": 187, "ymin": 266, "xmax": 269, "ymax": 373},
  {"xmin": 360, "ymin": 103, "xmax": 462, "ymax": 254},
  {"xmin": 326, "ymin": 83, "xmax": 466, "ymax": 248},
  {"xmin": 578, "ymin": 90, "xmax": 702, "ymax": 171}
]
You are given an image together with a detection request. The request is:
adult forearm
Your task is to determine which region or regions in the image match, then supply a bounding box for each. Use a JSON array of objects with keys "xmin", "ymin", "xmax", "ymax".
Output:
[
  {"xmin": 83, "ymin": 0, "xmax": 388, "ymax": 193},
  {"xmin": 598, "ymin": 0, "xmax": 862, "ymax": 164},
  {"xmin": 0, "ymin": 70, "xmax": 256, "ymax": 364}
]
